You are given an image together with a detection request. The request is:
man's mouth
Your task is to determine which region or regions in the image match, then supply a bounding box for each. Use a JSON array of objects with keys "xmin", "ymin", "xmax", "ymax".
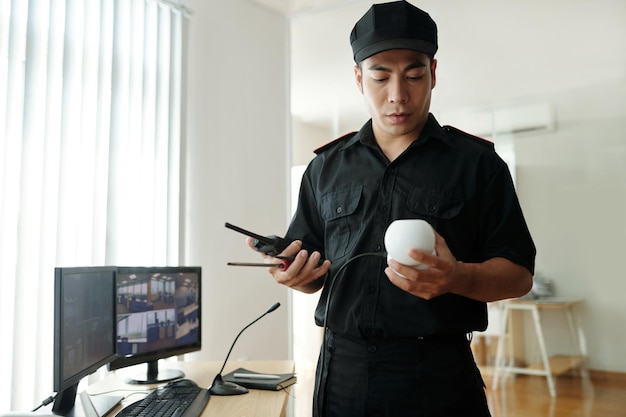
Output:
[{"xmin": 387, "ymin": 112, "xmax": 411, "ymax": 123}]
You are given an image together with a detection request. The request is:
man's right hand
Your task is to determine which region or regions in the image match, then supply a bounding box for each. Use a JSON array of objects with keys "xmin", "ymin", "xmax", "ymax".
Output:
[{"xmin": 246, "ymin": 237, "xmax": 330, "ymax": 293}]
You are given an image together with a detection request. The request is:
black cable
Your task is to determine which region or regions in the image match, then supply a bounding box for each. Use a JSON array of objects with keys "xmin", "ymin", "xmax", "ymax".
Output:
[
  {"xmin": 30, "ymin": 388, "xmax": 149, "ymax": 412},
  {"xmin": 31, "ymin": 395, "xmax": 56, "ymax": 412},
  {"xmin": 313, "ymin": 252, "xmax": 385, "ymax": 417}
]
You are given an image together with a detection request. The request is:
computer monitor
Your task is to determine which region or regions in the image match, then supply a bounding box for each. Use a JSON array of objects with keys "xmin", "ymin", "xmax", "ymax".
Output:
[
  {"xmin": 53, "ymin": 266, "xmax": 122, "ymax": 417},
  {"xmin": 108, "ymin": 266, "xmax": 202, "ymax": 384}
]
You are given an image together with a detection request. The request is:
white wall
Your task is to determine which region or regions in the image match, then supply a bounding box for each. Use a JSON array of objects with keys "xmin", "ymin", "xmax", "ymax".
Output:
[
  {"xmin": 292, "ymin": 117, "xmax": 332, "ymax": 166},
  {"xmin": 516, "ymin": 81, "xmax": 626, "ymax": 372},
  {"xmin": 183, "ymin": 0, "xmax": 292, "ymax": 363}
]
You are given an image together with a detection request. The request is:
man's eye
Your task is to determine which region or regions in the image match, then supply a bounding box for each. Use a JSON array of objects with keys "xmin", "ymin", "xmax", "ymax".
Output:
[{"xmin": 407, "ymin": 75, "xmax": 424, "ymax": 81}]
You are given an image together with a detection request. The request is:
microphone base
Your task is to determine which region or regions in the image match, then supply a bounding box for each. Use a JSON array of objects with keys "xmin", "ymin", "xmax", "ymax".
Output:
[{"xmin": 209, "ymin": 374, "xmax": 249, "ymax": 396}]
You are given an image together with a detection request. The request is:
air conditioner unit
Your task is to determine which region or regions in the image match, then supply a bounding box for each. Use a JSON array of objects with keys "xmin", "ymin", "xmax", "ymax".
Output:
[{"xmin": 441, "ymin": 102, "xmax": 556, "ymax": 138}]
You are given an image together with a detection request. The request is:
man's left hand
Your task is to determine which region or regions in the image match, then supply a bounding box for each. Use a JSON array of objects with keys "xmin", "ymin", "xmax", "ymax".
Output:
[{"xmin": 385, "ymin": 231, "xmax": 459, "ymax": 299}]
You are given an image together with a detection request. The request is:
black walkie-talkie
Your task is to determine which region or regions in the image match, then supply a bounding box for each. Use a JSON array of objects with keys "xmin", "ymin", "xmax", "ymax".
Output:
[
  {"xmin": 225, "ymin": 222, "xmax": 292, "ymax": 257},
  {"xmin": 225, "ymin": 222, "xmax": 326, "ymax": 267}
]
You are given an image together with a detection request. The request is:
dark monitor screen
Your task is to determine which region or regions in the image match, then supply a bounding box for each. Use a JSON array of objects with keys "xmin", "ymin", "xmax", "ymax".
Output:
[
  {"xmin": 108, "ymin": 266, "xmax": 201, "ymax": 384},
  {"xmin": 53, "ymin": 266, "xmax": 121, "ymax": 416}
]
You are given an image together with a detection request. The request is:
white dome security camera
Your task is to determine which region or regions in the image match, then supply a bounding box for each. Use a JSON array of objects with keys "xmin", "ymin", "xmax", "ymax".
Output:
[{"xmin": 384, "ymin": 219, "xmax": 435, "ymax": 275}]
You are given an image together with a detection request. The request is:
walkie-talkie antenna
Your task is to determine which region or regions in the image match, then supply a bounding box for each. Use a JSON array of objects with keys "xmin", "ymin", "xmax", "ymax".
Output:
[
  {"xmin": 225, "ymin": 222, "xmax": 274, "ymax": 245},
  {"xmin": 224, "ymin": 222, "xmax": 291, "ymax": 256}
]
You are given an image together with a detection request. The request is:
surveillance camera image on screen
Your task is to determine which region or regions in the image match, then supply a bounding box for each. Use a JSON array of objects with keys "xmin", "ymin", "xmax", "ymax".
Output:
[{"xmin": 109, "ymin": 267, "xmax": 202, "ymax": 384}]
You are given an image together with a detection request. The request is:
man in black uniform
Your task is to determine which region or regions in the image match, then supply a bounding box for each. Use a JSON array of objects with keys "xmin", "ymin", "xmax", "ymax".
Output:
[{"xmin": 246, "ymin": 1, "xmax": 536, "ymax": 416}]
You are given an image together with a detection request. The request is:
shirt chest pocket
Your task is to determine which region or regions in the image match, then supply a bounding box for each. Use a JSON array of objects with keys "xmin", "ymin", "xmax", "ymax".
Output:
[
  {"xmin": 406, "ymin": 187, "xmax": 464, "ymax": 228},
  {"xmin": 320, "ymin": 186, "xmax": 362, "ymax": 259}
]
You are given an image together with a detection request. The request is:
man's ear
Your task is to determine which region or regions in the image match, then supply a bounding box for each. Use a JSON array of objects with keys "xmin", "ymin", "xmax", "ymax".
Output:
[
  {"xmin": 354, "ymin": 64, "xmax": 363, "ymax": 94},
  {"xmin": 430, "ymin": 58, "xmax": 437, "ymax": 89}
]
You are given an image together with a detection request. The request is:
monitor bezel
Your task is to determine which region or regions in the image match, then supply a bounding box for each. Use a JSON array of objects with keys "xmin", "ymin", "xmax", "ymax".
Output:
[
  {"xmin": 53, "ymin": 266, "xmax": 118, "ymax": 393},
  {"xmin": 108, "ymin": 266, "xmax": 202, "ymax": 374}
]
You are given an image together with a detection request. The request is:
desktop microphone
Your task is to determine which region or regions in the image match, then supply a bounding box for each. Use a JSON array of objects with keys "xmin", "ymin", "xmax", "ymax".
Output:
[{"xmin": 209, "ymin": 302, "xmax": 281, "ymax": 395}]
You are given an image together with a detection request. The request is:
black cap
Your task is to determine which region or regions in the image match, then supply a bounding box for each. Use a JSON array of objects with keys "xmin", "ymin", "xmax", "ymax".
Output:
[{"xmin": 350, "ymin": 1, "xmax": 438, "ymax": 63}]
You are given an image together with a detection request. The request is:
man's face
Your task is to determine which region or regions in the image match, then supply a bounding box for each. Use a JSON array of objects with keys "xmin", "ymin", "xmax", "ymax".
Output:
[{"xmin": 354, "ymin": 49, "xmax": 437, "ymax": 142}]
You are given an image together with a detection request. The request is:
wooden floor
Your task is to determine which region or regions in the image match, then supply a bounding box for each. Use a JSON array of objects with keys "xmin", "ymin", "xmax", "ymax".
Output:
[
  {"xmin": 482, "ymin": 370, "xmax": 626, "ymax": 417},
  {"xmin": 293, "ymin": 364, "xmax": 626, "ymax": 417}
]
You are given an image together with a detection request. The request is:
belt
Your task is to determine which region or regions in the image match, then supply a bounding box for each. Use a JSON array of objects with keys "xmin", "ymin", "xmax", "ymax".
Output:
[{"xmin": 327, "ymin": 328, "xmax": 470, "ymax": 346}]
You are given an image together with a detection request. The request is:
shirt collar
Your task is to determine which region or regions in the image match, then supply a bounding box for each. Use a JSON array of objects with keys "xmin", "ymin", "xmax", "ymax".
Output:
[{"xmin": 340, "ymin": 113, "xmax": 449, "ymax": 151}]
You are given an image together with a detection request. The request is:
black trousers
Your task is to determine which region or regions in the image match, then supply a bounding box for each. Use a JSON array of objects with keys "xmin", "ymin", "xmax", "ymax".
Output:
[{"xmin": 314, "ymin": 330, "xmax": 491, "ymax": 417}]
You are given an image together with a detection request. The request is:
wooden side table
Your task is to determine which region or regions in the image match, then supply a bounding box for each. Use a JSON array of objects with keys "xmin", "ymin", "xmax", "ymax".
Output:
[{"xmin": 491, "ymin": 298, "xmax": 587, "ymax": 397}]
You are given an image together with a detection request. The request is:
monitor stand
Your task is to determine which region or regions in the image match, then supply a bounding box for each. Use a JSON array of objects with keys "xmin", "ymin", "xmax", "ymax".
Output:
[{"xmin": 124, "ymin": 360, "xmax": 184, "ymax": 385}]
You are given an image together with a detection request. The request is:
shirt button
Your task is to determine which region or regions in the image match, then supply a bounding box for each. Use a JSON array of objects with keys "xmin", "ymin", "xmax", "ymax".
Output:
[
  {"xmin": 428, "ymin": 204, "xmax": 437, "ymax": 213},
  {"xmin": 380, "ymin": 205, "xmax": 388, "ymax": 212},
  {"xmin": 368, "ymin": 285, "xmax": 375, "ymax": 294},
  {"xmin": 336, "ymin": 206, "xmax": 343, "ymax": 214},
  {"xmin": 368, "ymin": 345, "xmax": 377, "ymax": 353},
  {"xmin": 374, "ymin": 244, "xmax": 381, "ymax": 251}
]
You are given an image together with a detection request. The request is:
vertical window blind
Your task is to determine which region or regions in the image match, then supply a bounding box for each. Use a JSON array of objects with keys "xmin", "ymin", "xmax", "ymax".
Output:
[{"xmin": 0, "ymin": 0, "xmax": 188, "ymax": 410}]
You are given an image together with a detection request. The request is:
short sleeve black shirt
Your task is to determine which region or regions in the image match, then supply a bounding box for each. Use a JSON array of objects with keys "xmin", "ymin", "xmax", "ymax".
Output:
[{"xmin": 286, "ymin": 114, "xmax": 536, "ymax": 340}]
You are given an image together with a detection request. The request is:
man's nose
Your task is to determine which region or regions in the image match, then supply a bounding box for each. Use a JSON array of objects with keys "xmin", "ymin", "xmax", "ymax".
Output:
[{"xmin": 388, "ymin": 79, "xmax": 409, "ymax": 103}]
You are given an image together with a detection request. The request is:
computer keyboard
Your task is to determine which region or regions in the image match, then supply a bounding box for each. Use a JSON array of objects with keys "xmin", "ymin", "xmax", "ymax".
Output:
[{"xmin": 116, "ymin": 384, "xmax": 210, "ymax": 417}]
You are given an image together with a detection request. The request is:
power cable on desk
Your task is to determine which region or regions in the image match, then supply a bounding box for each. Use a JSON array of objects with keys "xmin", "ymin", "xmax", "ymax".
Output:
[
  {"xmin": 31, "ymin": 394, "xmax": 55, "ymax": 412},
  {"xmin": 277, "ymin": 383, "xmax": 296, "ymax": 399},
  {"xmin": 88, "ymin": 387, "xmax": 153, "ymax": 397},
  {"xmin": 30, "ymin": 388, "xmax": 151, "ymax": 413}
]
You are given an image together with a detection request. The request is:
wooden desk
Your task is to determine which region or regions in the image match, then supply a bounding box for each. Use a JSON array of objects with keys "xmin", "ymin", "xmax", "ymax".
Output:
[
  {"xmin": 492, "ymin": 298, "xmax": 587, "ymax": 397},
  {"xmin": 88, "ymin": 360, "xmax": 294, "ymax": 417}
]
